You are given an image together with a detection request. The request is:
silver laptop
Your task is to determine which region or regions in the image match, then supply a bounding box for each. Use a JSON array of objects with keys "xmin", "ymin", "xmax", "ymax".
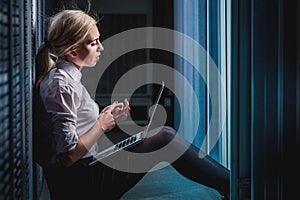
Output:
[{"xmin": 89, "ymin": 81, "xmax": 165, "ymax": 165}]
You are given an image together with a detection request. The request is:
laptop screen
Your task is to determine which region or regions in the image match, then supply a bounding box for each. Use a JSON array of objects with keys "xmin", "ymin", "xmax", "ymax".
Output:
[{"xmin": 142, "ymin": 81, "xmax": 165, "ymax": 137}]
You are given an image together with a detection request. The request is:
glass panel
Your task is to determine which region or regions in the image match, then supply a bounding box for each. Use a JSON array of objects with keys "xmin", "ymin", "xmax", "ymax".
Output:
[{"xmin": 174, "ymin": 0, "xmax": 229, "ymax": 167}]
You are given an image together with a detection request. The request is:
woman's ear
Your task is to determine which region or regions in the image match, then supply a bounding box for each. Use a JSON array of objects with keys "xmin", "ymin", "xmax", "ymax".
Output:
[
  {"xmin": 65, "ymin": 51, "xmax": 77, "ymax": 61},
  {"xmin": 70, "ymin": 50, "xmax": 77, "ymax": 57},
  {"xmin": 64, "ymin": 51, "xmax": 76, "ymax": 63}
]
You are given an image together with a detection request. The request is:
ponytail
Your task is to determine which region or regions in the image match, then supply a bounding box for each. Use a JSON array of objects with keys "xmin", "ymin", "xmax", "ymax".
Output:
[{"xmin": 34, "ymin": 41, "xmax": 56, "ymax": 91}]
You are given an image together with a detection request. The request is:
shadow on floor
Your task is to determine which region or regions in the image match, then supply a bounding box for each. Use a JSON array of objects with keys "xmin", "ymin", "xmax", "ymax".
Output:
[
  {"xmin": 40, "ymin": 162, "xmax": 222, "ymax": 200},
  {"xmin": 121, "ymin": 163, "xmax": 221, "ymax": 200}
]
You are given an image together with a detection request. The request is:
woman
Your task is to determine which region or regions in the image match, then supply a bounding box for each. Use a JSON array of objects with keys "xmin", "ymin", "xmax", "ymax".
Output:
[{"xmin": 34, "ymin": 9, "xmax": 229, "ymax": 200}]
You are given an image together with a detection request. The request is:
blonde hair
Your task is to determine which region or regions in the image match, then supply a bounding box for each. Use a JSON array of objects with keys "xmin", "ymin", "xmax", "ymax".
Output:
[{"xmin": 35, "ymin": 10, "xmax": 97, "ymax": 88}]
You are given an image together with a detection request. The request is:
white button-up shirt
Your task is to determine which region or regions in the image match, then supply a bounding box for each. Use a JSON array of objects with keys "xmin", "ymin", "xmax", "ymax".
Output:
[{"xmin": 35, "ymin": 59, "xmax": 99, "ymax": 165}]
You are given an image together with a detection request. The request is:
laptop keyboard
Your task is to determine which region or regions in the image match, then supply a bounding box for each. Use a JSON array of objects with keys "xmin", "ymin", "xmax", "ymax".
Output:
[
  {"xmin": 115, "ymin": 135, "xmax": 138, "ymax": 149},
  {"xmin": 90, "ymin": 132, "xmax": 143, "ymax": 164}
]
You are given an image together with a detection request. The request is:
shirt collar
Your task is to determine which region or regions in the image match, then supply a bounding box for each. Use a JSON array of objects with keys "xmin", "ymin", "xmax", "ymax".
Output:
[{"xmin": 56, "ymin": 59, "xmax": 82, "ymax": 82}]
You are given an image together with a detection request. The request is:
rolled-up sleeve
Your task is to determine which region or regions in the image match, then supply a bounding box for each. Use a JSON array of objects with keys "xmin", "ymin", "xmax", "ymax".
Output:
[{"xmin": 44, "ymin": 83, "xmax": 80, "ymax": 154}]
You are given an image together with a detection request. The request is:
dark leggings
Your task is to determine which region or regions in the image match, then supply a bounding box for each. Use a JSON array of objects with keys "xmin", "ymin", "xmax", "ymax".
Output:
[{"xmin": 43, "ymin": 126, "xmax": 230, "ymax": 200}]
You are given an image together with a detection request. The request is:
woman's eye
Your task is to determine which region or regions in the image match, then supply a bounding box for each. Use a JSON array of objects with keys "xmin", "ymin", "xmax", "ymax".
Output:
[{"xmin": 91, "ymin": 39, "xmax": 100, "ymax": 46}]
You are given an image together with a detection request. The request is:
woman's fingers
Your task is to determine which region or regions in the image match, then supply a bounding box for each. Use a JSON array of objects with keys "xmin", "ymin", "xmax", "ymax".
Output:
[{"xmin": 98, "ymin": 109, "xmax": 115, "ymax": 132}]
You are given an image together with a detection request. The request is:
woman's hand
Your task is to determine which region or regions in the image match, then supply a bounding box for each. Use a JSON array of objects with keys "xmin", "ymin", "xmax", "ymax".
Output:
[
  {"xmin": 98, "ymin": 106, "xmax": 116, "ymax": 132},
  {"xmin": 111, "ymin": 99, "xmax": 130, "ymax": 120}
]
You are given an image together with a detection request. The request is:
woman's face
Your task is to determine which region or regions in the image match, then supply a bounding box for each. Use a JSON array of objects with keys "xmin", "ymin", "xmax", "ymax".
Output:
[{"xmin": 70, "ymin": 24, "xmax": 104, "ymax": 69}]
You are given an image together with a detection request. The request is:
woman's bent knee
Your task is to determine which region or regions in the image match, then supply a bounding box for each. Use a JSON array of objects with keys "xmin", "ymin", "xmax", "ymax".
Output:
[{"xmin": 157, "ymin": 126, "xmax": 176, "ymax": 143}]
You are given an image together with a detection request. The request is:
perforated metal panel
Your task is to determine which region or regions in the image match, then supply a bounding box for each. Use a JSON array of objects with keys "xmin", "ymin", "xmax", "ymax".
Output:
[
  {"xmin": 0, "ymin": 1, "xmax": 12, "ymax": 198},
  {"xmin": 23, "ymin": 0, "xmax": 34, "ymax": 199},
  {"xmin": 11, "ymin": 1, "xmax": 24, "ymax": 198},
  {"xmin": 0, "ymin": 0, "xmax": 34, "ymax": 199}
]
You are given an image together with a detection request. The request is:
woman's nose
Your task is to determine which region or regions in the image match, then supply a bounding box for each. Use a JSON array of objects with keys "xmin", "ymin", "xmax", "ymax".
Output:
[{"xmin": 97, "ymin": 40, "xmax": 104, "ymax": 52}]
